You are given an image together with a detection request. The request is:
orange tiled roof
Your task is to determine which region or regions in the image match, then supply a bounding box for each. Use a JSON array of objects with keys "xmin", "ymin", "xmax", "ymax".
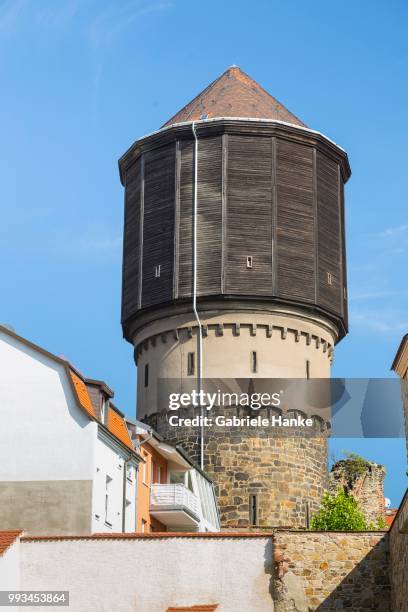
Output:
[
  {"xmin": 163, "ymin": 66, "xmax": 306, "ymax": 128},
  {"xmin": 70, "ymin": 371, "xmax": 135, "ymax": 453},
  {"xmin": 69, "ymin": 371, "xmax": 96, "ymax": 418},
  {"xmin": 386, "ymin": 509, "xmax": 398, "ymax": 527},
  {"xmin": 0, "ymin": 531, "xmax": 21, "ymax": 556},
  {"xmin": 107, "ymin": 406, "xmax": 134, "ymax": 451}
]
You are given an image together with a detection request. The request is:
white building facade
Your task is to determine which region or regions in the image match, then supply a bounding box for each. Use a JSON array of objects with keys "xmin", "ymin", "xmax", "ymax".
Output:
[{"xmin": 0, "ymin": 325, "xmax": 140, "ymax": 536}]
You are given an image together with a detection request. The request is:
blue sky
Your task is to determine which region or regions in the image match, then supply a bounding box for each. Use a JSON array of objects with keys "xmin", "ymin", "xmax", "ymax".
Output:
[{"xmin": 1, "ymin": 0, "xmax": 407, "ymax": 504}]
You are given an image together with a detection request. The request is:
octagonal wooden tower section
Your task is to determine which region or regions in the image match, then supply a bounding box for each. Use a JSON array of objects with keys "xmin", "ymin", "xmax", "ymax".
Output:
[{"xmin": 120, "ymin": 117, "xmax": 350, "ymax": 344}]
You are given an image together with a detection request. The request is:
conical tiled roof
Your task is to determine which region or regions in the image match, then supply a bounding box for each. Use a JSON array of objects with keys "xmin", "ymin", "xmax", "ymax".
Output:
[{"xmin": 163, "ymin": 66, "xmax": 306, "ymax": 128}]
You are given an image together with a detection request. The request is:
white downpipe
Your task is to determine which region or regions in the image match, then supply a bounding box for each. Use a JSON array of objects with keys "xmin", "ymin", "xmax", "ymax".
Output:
[{"xmin": 192, "ymin": 121, "xmax": 204, "ymax": 470}]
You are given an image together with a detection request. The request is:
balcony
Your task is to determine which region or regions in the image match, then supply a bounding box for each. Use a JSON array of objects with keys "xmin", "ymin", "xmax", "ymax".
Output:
[{"xmin": 150, "ymin": 484, "xmax": 200, "ymax": 529}]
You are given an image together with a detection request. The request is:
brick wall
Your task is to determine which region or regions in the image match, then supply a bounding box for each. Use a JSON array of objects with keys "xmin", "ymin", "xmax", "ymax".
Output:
[{"xmin": 273, "ymin": 531, "xmax": 390, "ymax": 611}]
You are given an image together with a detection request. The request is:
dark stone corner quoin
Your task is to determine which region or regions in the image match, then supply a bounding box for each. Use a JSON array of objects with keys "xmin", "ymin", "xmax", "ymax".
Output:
[{"xmin": 119, "ymin": 67, "xmax": 351, "ymax": 347}]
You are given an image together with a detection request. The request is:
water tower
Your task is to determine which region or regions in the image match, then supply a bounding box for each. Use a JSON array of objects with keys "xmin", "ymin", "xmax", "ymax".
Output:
[{"xmin": 119, "ymin": 67, "xmax": 351, "ymax": 527}]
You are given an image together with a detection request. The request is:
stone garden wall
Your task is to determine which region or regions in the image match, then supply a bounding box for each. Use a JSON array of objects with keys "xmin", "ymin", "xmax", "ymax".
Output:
[
  {"xmin": 389, "ymin": 490, "xmax": 408, "ymax": 611},
  {"xmin": 273, "ymin": 531, "xmax": 390, "ymax": 611}
]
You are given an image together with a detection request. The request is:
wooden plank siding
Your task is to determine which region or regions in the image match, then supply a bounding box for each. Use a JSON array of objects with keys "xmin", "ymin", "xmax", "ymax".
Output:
[
  {"xmin": 121, "ymin": 157, "xmax": 141, "ymax": 323},
  {"xmin": 177, "ymin": 136, "xmax": 223, "ymax": 297},
  {"xmin": 141, "ymin": 143, "xmax": 176, "ymax": 308},
  {"xmin": 177, "ymin": 139, "xmax": 194, "ymax": 297},
  {"xmin": 316, "ymin": 151, "xmax": 343, "ymax": 314},
  {"xmin": 276, "ymin": 139, "xmax": 315, "ymax": 302},
  {"xmin": 121, "ymin": 124, "xmax": 349, "ymax": 340},
  {"xmin": 196, "ymin": 136, "xmax": 223, "ymax": 295},
  {"xmin": 339, "ymin": 174, "xmax": 348, "ymax": 328},
  {"xmin": 225, "ymin": 135, "xmax": 273, "ymax": 294}
]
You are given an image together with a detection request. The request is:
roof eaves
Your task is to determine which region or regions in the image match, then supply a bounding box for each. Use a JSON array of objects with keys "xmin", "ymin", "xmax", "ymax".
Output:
[{"xmin": 118, "ymin": 117, "xmax": 350, "ymax": 185}]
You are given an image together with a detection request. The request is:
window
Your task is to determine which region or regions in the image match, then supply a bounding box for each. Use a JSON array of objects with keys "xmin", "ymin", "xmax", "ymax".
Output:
[
  {"xmin": 246, "ymin": 255, "xmax": 253, "ymax": 268},
  {"xmin": 155, "ymin": 264, "xmax": 161, "ymax": 278},
  {"xmin": 170, "ymin": 471, "xmax": 185, "ymax": 485},
  {"xmin": 141, "ymin": 519, "xmax": 147, "ymax": 533},
  {"xmin": 187, "ymin": 352, "xmax": 195, "ymax": 376},
  {"xmin": 251, "ymin": 351, "xmax": 257, "ymax": 374},
  {"xmin": 305, "ymin": 501, "xmax": 310, "ymax": 529},
  {"xmin": 142, "ymin": 458, "xmax": 148, "ymax": 485},
  {"xmin": 249, "ymin": 494, "xmax": 257, "ymax": 526},
  {"xmin": 306, "ymin": 360, "xmax": 311, "ymax": 380},
  {"xmin": 126, "ymin": 466, "xmax": 133, "ymax": 483},
  {"xmin": 105, "ymin": 475, "xmax": 112, "ymax": 526},
  {"xmin": 144, "ymin": 364, "xmax": 149, "ymax": 387},
  {"xmin": 327, "ymin": 272, "xmax": 333, "ymax": 285}
]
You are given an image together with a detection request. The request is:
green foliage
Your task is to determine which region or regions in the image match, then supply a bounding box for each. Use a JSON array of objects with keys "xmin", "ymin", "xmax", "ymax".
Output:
[
  {"xmin": 374, "ymin": 515, "xmax": 387, "ymax": 530},
  {"xmin": 341, "ymin": 451, "xmax": 372, "ymax": 478},
  {"xmin": 310, "ymin": 489, "xmax": 369, "ymax": 531}
]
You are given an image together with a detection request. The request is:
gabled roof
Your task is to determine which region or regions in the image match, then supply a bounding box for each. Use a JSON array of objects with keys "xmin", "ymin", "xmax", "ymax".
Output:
[
  {"xmin": 163, "ymin": 66, "xmax": 306, "ymax": 128},
  {"xmin": 0, "ymin": 530, "xmax": 22, "ymax": 556},
  {"xmin": 0, "ymin": 324, "xmax": 136, "ymax": 457}
]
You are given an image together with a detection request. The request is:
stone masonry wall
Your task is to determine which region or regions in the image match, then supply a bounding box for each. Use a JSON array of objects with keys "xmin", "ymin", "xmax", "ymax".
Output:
[
  {"xmin": 147, "ymin": 406, "xmax": 329, "ymax": 529},
  {"xmin": 273, "ymin": 531, "xmax": 390, "ymax": 611},
  {"xmin": 389, "ymin": 490, "xmax": 408, "ymax": 611},
  {"xmin": 329, "ymin": 459, "xmax": 386, "ymax": 526}
]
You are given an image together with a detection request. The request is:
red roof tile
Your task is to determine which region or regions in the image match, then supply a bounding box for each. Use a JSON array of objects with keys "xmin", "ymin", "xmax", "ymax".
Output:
[
  {"xmin": 107, "ymin": 406, "xmax": 134, "ymax": 451},
  {"xmin": 69, "ymin": 371, "xmax": 96, "ymax": 418},
  {"xmin": 386, "ymin": 509, "xmax": 398, "ymax": 527},
  {"xmin": 163, "ymin": 66, "xmax": 306, "ymax": 128},
  {"xmin": 0, "ymin": 531, "xmax": 21, "ymax": 556}
]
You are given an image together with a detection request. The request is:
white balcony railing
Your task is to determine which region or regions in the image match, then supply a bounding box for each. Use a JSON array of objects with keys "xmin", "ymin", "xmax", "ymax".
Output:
[{"xmin": 150, "ymin": 484, "xmax": 200, "ymax": 519}]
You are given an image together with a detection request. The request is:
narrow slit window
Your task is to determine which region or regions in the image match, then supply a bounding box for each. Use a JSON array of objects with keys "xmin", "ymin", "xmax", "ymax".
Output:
[
  {"xmin": 246, "ymin": 256, "xmax": 253, "ymax": 269},
  {"xmin": 305, "ymin": 501, "xmax": 310, "ymax": 529},
  {"xmin": 306, "ymin": 360, "xmax": 311, "ymax": 380},
  {"xmin": 251, "ymin": 351, "xmax": 257, "ymax": 374},
  {"xmin": 155, "ymin": 265, "xmax": 161, "ymax": 278},
  {"xmin": 327, "ymin": 272, "xmax": 333, "ymax": 285},
  {"xmin": 144, "ymin": 364, "xmax": 149, "ymax": 388},
  {"xmin": 249, "ymin": 494, "xmax": 257, "ymax": 526},
  {"xmin": 187, "ymin": 352, "xmax": 195, "ymax": 376}
]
